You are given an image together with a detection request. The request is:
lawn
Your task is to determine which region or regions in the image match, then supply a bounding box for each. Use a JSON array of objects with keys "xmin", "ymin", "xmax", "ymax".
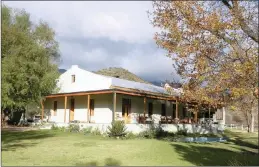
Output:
[{"xmin": 1, "ymin": 129, "xmax": 258, "ymax": 166}]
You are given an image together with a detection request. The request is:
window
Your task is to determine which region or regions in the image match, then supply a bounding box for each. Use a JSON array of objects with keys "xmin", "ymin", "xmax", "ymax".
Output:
[
  {"xmin": 122, "ymin": 98, "xmax": 131, "ymax": 117},
  {"xmin": 172, "ymin": 104, "xmax": 176, "ymax": 118},
  {"xmin": 148, "ymin": 102, "xmax": 153, "ymax": 117},
  {"xmin": 71, "ymin": 75, "xmax": 75, "ymax": 83},
  {"xmin": 161, "ymin": 104, "xmax": 166, "ymax": 116},
  {"xmin": 53, "ymin": 101, "xmax": 57, "ymax": 116},
  {"xmin": 90, "ymin": 99, "xmax": 94, "ymax": 116}
]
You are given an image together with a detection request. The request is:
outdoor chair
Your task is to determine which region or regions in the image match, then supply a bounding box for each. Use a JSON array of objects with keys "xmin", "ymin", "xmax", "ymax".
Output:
[
  {"xmin": 138, "ymin": 114, "xmax": 145, "ymax": 124},
  {"xmin": 166, "ymin": 116, "xmax": 172, "ymax": 124},
  {"xmin": 160, "ymin": 116, "xmax": 167, "ymax": 124},
  {"xmin": 173, "ymin": 118, "xmax": 180, "ymax": 124}
]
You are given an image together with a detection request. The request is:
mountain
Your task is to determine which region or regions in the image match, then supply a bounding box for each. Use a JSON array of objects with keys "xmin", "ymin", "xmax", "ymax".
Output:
[
  {"xmin": 94, "ymin": 67, "xmax": 152, "ymax": 84},
  {"xmin": 150, "ymin": 81, "xmax": 164, "ymax": 87},
  {"xmin": 58, "ymin": 69, "xmax": 67, "ymax": 74}
]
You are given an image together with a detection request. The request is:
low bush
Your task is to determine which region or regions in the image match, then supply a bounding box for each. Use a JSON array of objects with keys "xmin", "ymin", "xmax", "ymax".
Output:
[
  {"xmin": 176, "ymin": 129, "xmax": 188, "ymax": 136},
  {"xmin": 91, "ymin": 127, "xmax": 102, "ymax": 136},
  {"xmin": 107, "ymin": 121, "xmax": 127, "ymax": 138},
  {"xmin": 51, "ymin": 124, "xmax": 60, "ymax": 130},
  {"xmin": 138, "ymin": 123, "xmax": 169, "ymax": 139},
  {"xmin": 51, "ymin": 124, "xmax": 67, "ymax": 132},
  {"xmin": 68, "ymin": 124, "xmax": 80, "ymax": 133},
  {"xmin": 124, "ymin": 132, "xmax": 138, "ymax": 139},
  {"xmin": 81, "ymin": 127, "xmax": 93, "ymax": 135}
]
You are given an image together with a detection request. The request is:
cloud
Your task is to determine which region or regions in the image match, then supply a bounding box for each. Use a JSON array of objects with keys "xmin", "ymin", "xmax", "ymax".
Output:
[
  {"xmin": 59, "ymin": 37, "xmax": 179, "ymax": 81},
  {"xmin": 4, "ymin": 1, "xmax": 180, "ymax": 82},
  {"xmin": 5, "ymin": 1, "xmax": 156, "ymax": 43}
]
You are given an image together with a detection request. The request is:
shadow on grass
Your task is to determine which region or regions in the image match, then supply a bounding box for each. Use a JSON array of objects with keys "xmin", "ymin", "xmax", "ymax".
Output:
[
  {"xmin": 1, "ymin": 130, "xmax": 57, "ymax": 151},
  {"xmin": 223, "ymin": 130, "xmax": 258, "ymax": 150},
  {"xmin": 75, "ymin": 158, "xmax": 121, "ymax": 166},
  {"xmin": 171, "ymin": 143, "xmax": 259, "ymax": 166}
]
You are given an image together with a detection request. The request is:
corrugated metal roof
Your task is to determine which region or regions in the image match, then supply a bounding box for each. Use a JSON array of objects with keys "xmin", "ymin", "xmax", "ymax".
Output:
[
  {"xmin": 111, "ymin": 77, "xmax": 168, "ymax": 94},
  {"xmin": 93, "ymin": 71, "xmax": 182, "ymax": 96}
]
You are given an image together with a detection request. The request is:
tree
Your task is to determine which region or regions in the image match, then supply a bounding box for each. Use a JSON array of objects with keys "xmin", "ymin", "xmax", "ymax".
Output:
[
  {"xmin": 149, "ymin": 1, "xmax": 258, "ymax": 132},
  {"xmin": 1, "ymin": 5, "xmax": 60, "ymax": 123}
]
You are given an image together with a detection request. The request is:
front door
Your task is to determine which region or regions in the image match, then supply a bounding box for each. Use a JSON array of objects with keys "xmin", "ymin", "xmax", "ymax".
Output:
[
  {"xmin": 90, "ymin": 99, "xmax": 94, "ymax": 122},
  {"xmin": 122, "ymin": 99, "xmax": 131, "ymax": 123},
  {"xmin": 70, "ymin": 99, "xmax": 75, "ymax": 121}
]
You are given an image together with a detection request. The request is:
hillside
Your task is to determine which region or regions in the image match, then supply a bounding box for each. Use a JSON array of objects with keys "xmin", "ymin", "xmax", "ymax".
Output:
[
  {"xmin": 58, "ymin": 69, "xmax": 67, "ymax": 74},
  {"xmin": 94, "ymin": 67, "xmax": 152, "ymax": 84}
]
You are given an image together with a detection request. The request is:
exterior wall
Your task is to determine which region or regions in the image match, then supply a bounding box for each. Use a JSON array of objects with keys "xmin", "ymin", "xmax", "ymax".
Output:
[
  {"xmin": 44, "ymin": 92, "xmax": 185, "ymax": 124},
  {"xmin": 44, "ymin": 94, "xmax": 113, "ymax": 123},
  {"xmin": 89, "ymin": 94, "xmax": 113, "ymax": 123},
  {"xmin": 115, "ymin": 94, "xmax": 183, "ymax": 123},
  {"xmin": 44, "ymin": 97, "xmax": 69, "ymax": 123},
  {"xmin": 57, "ymin": 65, "xmax": 112, "ymax": 93}
]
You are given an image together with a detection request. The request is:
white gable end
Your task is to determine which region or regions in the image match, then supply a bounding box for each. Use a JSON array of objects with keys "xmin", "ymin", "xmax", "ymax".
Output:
[{"xmin": 57, "ymin": 65, "xmax": 111, "ymax": 93}]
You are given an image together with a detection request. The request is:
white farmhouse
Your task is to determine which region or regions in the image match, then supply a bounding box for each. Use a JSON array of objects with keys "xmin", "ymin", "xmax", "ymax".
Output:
[{"xmin": 43, "ymin": 65, "xmax": 225, "ymax": 133}]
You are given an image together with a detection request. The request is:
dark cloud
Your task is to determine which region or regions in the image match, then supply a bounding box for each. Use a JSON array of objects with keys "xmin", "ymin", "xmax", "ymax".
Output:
[{"xmin": 57, "ymin": 36, "xmax": 180, "ymax": 81}]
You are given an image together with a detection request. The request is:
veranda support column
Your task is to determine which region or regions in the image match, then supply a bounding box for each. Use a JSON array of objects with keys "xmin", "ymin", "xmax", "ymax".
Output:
[
  {"xmin": 113, "ymin": 92, "xmax": 117, "ymax": 122},
  {"xmin": 87, "ymin": 94, "xmax": 90, "ymax": 123},
  {"xmin": 41, "ymin": 100, "xmax": 44, "ymax": 121},
  {"xmin": 194, "ymin": 106, "xmax": 198, "ymax": 123},
  {"xmin": 176, "ymin": 99, "xmax": 179, "ymax": 119},
  {"xmin": 209, "ymin": 106, "xmax": 211, "ymax": 119},
  {"xmin": 186, "ymin": 102, "xmax": 190, "ymax": 123},
  {"xmin": 144, "ymin": 97, "xmax": 147, "ymax": 117},
  {"xmin": 64, "ymin": 96, "xmax": 67, "ymax": 123}
]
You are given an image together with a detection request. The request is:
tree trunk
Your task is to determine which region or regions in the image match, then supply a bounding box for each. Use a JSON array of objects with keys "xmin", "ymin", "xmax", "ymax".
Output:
[{"xmin": 251, "ymin": 113, "xmax": 254, "ymax": 133}]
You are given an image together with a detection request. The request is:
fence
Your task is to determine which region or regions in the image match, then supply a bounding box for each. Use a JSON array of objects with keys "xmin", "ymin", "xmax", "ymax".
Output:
[{"xmin": 225, "ymin": 124, "xmax": 258, "ymax": 131}]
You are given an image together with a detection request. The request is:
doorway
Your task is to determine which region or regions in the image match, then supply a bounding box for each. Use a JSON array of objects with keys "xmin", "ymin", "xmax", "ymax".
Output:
[
  {"xmin": 70, "ymin": 98, "xmax": 75, "ymax": 122},
  {"xmin": 122, "ymin": 98, "xmax": 131, "ymax": 123}
]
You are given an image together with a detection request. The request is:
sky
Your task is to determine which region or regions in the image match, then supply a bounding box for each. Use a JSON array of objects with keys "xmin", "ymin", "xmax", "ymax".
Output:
[{"xmin": 4, "ymin": 1, "xmax": 180, "ymax": 82}]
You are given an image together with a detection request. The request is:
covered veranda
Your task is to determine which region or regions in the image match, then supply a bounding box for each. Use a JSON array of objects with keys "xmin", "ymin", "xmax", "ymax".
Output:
[{"xmin": 42, "ymin": 87, "xmax": 218, "ymax": 125}]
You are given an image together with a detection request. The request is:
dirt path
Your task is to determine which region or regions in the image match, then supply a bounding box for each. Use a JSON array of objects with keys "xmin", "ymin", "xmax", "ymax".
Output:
[{"xmin": 1, "ymin": 126, "xmax": 39, "ymax": 132}]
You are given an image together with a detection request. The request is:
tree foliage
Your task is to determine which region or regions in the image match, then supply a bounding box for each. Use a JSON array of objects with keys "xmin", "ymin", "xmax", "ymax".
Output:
[
  {"xmin": 149, "ymin": 1, "xmax": 258, "ymax": 131},
  {"xmin": 149, "ymin": 1, "xmax": 258, "ymax": 103},
  {"xmin": 1, "ymin": 5, "xmax": 60, "ymax": 111}
]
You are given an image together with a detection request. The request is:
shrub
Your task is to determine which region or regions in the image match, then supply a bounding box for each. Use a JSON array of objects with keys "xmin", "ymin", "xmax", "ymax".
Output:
[
  {"xmin": 138, "ymin": 123, "xmax": 169, "ymax": 139},
  {"xmin": 59, "ymin": 126, "xmax": 67, "ymax": 132},
  {"xmin": 124, "ymin": 132, "xmax": 138, "ymax": 139},
  {"xmin": 81, "ymin": 127, "xmax": 93, "ymax": 135},
  {"xmin": 51, "ymin": 124, "xmax": 67, "ymax": 132},
  {"xmin": 107, "ymin": 121, "xmax": 127, "ymax": 138},
  {"xmin": 139, "ymin": 129, "xmax": 156, "ymax": 139},
  {"xmin": 51, "ymin": 124, "xmax": 60, "ymax": 130},
  {"xmin": 68, "ymin": 123, "xmax": 80, "ymax": 133},
  {"xmin": 91, "ymin": 127, "xmax": 102, "ymax": 136},
  {"xmin": 176, "ymin": 129, "xmax": 188, "ymax": 136}
]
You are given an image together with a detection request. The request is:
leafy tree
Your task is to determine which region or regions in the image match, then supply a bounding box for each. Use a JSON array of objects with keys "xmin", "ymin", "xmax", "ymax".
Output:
[
  {"xmin": 1, "ymin": 5, "xmax": 60, "ymax": 122},
  {"xmin": 149, "ymin": 1, "xmax": 258, "ymax": 132}
]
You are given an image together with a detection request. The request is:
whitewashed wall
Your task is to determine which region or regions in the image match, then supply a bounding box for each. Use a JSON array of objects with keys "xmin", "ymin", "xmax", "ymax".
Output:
[
  {"xmin": 115, "ymin": 94, "xmax": 183, "ymax": 123},
  {"xmin": 57, "ymin": 65, "xmax": 112, "ymax": 93},
  {"xmin": 45, "ymin": 93, "xmax": 185, "ymax": 124},
  {"xmin": 89, "ymin": 94, "xmax": 113, "ymax": 123},
  {"xmin": 45, "ymin": 94, "xmax": 113, "ymax": 123}
]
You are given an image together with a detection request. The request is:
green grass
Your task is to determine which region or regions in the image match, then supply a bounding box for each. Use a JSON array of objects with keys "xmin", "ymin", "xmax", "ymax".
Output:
[{"xmin": 1, "ymin": 130, "xmax": 258, "ymax": 166}]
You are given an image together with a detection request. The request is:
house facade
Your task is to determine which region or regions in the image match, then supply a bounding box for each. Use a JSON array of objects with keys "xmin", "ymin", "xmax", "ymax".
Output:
[{"xmin": 43, "ymin": 65, "xmax": 225, "ymax": 133}]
